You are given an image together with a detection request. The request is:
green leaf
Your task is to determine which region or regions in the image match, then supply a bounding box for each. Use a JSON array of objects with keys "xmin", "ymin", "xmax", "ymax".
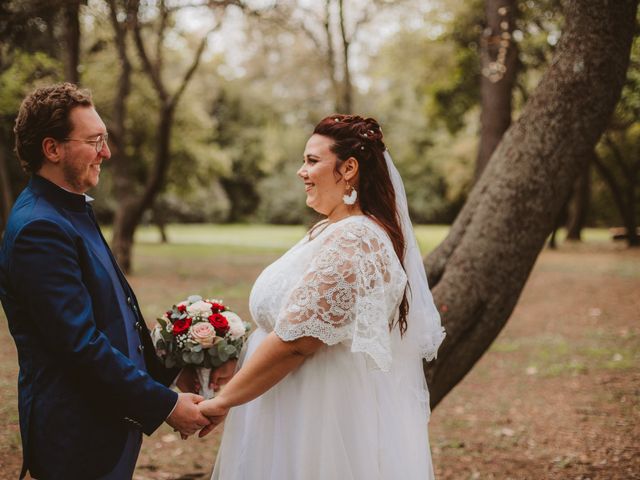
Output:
[
  {"xmin": 218, "ymin": 348, "xmax": 229, "ymax": 363},
  {"xmin": 192, "ymin": 351, "xmax": 205, "ymax": 365},
  {"xmin": 161, "ymin": 329, "xmax": 173, "ymax": 342}
]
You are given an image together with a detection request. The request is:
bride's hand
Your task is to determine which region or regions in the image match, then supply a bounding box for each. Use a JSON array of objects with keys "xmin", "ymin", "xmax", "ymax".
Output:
[{"xmin": 197, "ymin": 397, "xmax": 230, "ymax": 437}]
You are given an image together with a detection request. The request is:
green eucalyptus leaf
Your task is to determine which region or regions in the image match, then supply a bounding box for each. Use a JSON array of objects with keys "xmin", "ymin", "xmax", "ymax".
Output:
[
  {"xmin": 192, "ymin": 351, "xmax": 205, "ymax": 365},
  {"xmin": 218, "ymin": 349, "xmax": 229, "ymax": 363}
]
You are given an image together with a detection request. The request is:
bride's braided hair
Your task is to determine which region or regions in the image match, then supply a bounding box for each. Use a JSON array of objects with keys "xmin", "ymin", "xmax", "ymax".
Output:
[{"xmin": 313, "ymin": 114, "xmax": 409, "ymax": 335}]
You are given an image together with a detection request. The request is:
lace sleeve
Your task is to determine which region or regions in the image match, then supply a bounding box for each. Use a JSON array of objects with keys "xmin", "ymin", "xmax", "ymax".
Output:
[{"xmin": 274, "ymin": 221, "xmax": 406, "ymax": 371}]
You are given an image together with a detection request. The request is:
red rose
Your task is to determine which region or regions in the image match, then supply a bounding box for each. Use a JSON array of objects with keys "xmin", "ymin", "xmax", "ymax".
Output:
[
  {"xmin": 208, "ymin": 313, "xmax": 229, "ymax": 336},
  {"xmin": 208, "ymin": 302, "xmax": 226, "ymax": 313},
  {"xmin": 172, "ymin": 317, "xmax": 192, "ymax": 336},
  {"xmin": 177, "ymin": 304, "xmax": 187, "ymax": 313}
]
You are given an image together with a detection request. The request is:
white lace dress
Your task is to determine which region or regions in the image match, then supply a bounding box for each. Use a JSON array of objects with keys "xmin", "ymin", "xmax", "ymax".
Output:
[{"xmin": 211, "ymin": 215, "xmax": 436, "ymax": 480}]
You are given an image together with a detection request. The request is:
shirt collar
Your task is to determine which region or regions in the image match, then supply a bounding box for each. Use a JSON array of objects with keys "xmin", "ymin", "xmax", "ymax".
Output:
[{"xmin": 29, "ymin": 175, "xmax": 92, "ymax": 211}]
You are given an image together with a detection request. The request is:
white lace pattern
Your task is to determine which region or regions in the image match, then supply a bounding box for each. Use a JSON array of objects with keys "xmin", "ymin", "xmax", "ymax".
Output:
[{"xmin": 249, "ymin": 216, "xmax": 406, "ymax": 372}]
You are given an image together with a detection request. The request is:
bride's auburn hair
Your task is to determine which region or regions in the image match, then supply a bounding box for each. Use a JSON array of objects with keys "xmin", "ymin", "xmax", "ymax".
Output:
[{"xmin": 313, "ymin": 114, "xmax": 409, "ymax": 335}]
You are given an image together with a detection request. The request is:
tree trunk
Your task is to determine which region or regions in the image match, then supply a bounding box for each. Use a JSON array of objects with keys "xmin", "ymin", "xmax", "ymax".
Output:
[
  {"xmin": 338, "ymin": 0, "xmax": 352, "ymax": 113},
  {"xmin": 111, "ymin": 3, "xmax": 212, "ymax": 272},
  {"xmin": 625, "ymin": 160, "xmax": 639, "ymax": 246},
  {"xmin": 566, "ymin": 160, "xmax": 591, "ymax": 241},
  {"xmin": 475, "ymin": 0, "xmax": 518, "ymax": 181},
  {"xmin": 62, "ymin": 0, "xmax": 81, "ymax": 84},
  {"xmin": 107, "ymin": 0, "xmax": 136, "ymax": 269},
  {"xmin": 425, "ymin": 0, "xmax": 638, "ymax": 409},
  {"xmin": 112, "ymin": 103, "xmax": 175, "ymax": 272},
  {"xmin": 592, "ymin": 151, "xmax": 640, "ymax": 247}
]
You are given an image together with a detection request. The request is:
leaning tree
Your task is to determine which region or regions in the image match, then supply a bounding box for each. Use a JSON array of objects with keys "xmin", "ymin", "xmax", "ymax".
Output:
[{"xmin": 425, "ymin": 0, "xmax": 639, "ymax": 407}]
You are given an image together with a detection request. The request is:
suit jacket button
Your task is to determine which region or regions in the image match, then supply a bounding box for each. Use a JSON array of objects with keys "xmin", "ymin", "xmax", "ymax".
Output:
[
  {"xmin": 127, "ymin": 296, "xmax": 132, "ymax": 305},
  {"xmin": 137, "ymin": 344, "xmax": 144, "ymax": 353},
  {"xmin": 135, "ymin": 322, "xmax": 143, "ymax": 332}
]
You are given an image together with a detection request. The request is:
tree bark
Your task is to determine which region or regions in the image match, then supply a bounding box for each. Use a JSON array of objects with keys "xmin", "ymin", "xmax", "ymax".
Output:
[
  {"xmin": 566, "ymin": 160, "xmax": 591, "ymax": 241},
  {"xmin": 475, "ymin": 0, "xmax": 518, "ymax": 181},
  {"xmin": 62, "ymin": 0, "xmax": 82, "ymax": 84},
  {"xmin": 425, "ymin": 0, "xmax": 638, "ymax": 409}
]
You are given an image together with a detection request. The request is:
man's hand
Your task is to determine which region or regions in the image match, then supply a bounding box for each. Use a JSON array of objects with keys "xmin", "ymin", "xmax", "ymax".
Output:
[
  {"xmin": 197, "ymin": 397, "xmax": 230, "ymax": 437},
  {"xmin": 165, "ymin": 393, "xmax": 210, "ymax": 437},
  {"xmin": 210, "ymin": 359, "xmax": 237, "ymax": 392},
  {"xmin": 175, "ymin": 367, "xmax": 200, "ymax": 394}
]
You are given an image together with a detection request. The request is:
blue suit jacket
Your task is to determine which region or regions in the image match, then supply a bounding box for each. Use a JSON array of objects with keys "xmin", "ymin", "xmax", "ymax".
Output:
[{"xmin": 0, "ymin": 176, "xmax": 179, "ymax": 479}]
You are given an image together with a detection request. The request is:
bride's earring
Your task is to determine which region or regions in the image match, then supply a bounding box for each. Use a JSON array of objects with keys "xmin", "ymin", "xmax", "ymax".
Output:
[{"xmin": 343, "ymin": 182, "xmax": 358, "ymax": 205}]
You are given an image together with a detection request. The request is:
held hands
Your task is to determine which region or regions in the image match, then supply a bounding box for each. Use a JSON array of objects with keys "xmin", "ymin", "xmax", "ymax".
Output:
[
  {"xmin": 197, "ymin": 397, "xmax": 230, "ymax": 438},
  {"xmin": 171, "ymin": 360, "xmax": 237, "ymax": 439},
  {"xmin": 165, "ymin": 393, "xmax": 210, "ymax": 437}
]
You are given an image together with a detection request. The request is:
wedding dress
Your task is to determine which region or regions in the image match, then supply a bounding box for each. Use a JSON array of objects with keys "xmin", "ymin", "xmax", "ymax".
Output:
[{"xmin": 211, "ymin": 214, "xmax": 440, "ymax": 480}]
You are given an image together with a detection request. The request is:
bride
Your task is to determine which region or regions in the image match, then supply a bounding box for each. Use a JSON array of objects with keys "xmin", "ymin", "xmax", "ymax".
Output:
[{"xmin": 198, "ymin": 114, "xmax": 445, "ymax": 479}]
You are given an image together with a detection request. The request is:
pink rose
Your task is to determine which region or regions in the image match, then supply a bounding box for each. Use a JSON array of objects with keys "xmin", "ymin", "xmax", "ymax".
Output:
[{"xmin": 189, "ymin": 321, "xmax": 217, "ymax": 348}]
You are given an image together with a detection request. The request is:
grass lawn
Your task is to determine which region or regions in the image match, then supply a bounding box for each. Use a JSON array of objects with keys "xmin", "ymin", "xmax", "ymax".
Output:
[{"xmin": 0, "ymin": 224, "xmax": 638, "ymax": 479}]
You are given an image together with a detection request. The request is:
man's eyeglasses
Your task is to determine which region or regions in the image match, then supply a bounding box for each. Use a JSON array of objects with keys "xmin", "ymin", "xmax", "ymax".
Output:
[{"xmin": 62, "ymin": 133, "xmax": 109, "ymax": 153}]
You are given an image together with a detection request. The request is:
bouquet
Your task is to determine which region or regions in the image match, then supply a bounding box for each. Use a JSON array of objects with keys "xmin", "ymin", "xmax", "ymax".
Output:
[{"xmin": 151, "ymin": 295, "xmax": 250, "ymax": 399}]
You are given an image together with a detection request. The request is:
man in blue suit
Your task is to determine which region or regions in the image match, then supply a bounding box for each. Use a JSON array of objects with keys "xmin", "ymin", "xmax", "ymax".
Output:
[{"xmin": 0, "ymin": 83, "xmax": 216, "ymax": 479}]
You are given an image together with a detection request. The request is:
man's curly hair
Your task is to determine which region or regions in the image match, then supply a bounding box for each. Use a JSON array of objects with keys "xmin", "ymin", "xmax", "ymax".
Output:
[{"xmin": 14, "ymin": 83, "xmax": 93, "ymax": 174}]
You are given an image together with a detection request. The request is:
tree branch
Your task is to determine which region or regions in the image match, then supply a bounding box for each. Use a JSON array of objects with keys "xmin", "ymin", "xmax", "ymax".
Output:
[
  {"xmin": 170, "ymin": 24, "xmax": 219, "ymax": 108},
  {"xmin": 131, "ymin": 0, "xmax": 168, "ymax": 102},
  {"xmin": 155, "ymin": 0, "xmax": 169, "ymax": 76}
]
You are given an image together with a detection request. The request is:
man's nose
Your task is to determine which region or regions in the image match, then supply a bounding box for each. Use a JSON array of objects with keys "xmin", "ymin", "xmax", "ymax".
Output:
[{"xmin": 101, "ymin": 141, "xmax": 111, "ymax": 160}]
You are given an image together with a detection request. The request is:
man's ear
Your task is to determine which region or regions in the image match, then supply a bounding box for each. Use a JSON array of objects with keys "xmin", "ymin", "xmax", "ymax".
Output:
[
  {"xmin": 42, "ymin": 137, "xmax": 62, "ymax": 164},
  {"xmin": 342, "ymin": 156, "xmax": 359, "ymax": 182}
]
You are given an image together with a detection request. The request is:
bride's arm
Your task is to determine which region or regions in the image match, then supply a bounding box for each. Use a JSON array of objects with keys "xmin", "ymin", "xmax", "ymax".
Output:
[{"xmin": 197, "ymin": 331, "xmax": 323, "ymax": 436}]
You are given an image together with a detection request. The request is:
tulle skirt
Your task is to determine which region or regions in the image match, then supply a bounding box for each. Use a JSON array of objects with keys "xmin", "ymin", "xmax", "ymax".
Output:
[{"xmin": 211, "ymin": 327, "xmax": 435, "ymax": 480}]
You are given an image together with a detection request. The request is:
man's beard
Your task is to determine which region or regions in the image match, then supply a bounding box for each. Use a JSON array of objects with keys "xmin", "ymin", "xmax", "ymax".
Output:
[{"xmin": 62, "ymin": 160, "xmax": 88, "ymax": 193}]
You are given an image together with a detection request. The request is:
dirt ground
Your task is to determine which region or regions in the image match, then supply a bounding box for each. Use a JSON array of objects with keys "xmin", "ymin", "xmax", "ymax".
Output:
[{"xmin": 0, "ymin": 241, "xmax": 638, "ymax": 479}]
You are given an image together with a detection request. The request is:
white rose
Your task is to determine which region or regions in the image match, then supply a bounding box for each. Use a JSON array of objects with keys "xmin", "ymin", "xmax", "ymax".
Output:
[
  {"xmin": 189, "ymin": 322, "xmax": 217, "ymax": 348},
  {"xmin": 222, "ymin": 311, "xmax": 246, "ymax": 340},
  {"xmin": 187, "ymin": 300, "xmax": 213, "ymax": 318}
]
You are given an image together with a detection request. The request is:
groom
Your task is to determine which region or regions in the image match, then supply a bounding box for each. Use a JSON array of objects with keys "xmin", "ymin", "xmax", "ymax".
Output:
[{"xmin": 0, "ymin": 83, "xmax": 214, "ymax": 479}]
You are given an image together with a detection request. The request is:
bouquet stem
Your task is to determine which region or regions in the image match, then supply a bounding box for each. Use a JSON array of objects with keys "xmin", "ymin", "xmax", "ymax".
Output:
[{"xmin": 196, "ymin": 367, "xmax": 215, "ymax": 400}]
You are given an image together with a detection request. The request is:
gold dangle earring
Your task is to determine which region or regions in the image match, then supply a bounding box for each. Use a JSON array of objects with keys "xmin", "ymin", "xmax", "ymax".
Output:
[{"xmin": 343, "ymin": 181, "xmax": 358, "ymax": 205}]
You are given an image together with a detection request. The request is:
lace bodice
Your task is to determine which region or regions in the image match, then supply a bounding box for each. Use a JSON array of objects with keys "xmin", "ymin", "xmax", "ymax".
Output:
[{"xmin": 249, "ymin": 215, "xmax": 407, "ymax": 371}]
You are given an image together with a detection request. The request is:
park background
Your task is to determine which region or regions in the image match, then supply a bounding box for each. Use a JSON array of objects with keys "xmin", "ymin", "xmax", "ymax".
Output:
[{"xmin": 0, "ymin": 0, "xmax": 638, "ymax": 478}]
